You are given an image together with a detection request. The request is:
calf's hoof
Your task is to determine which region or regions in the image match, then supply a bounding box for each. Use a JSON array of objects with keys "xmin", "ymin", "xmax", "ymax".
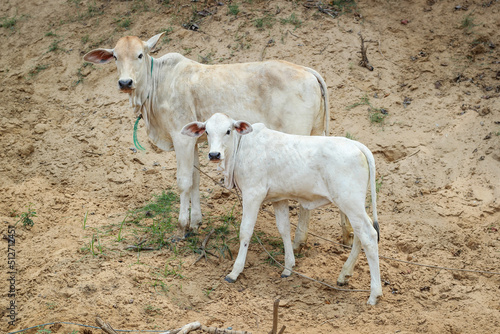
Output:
[
  {"xmin": 224, "ymin": 276, "xmax": 236, "ymax": 283},
  {"xmin": 281, "ymin": 273, "xmax": 291, "ymax": 278}
]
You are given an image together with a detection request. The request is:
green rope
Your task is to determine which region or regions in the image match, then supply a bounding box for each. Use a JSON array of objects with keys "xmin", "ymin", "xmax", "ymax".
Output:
[
  {"xmin": 132, "ymin": 57, "xmax": 153, "ymax": 151},
  {"xmin": 133, "ymin": 116, "xmax": 146, "ymax": 151}
]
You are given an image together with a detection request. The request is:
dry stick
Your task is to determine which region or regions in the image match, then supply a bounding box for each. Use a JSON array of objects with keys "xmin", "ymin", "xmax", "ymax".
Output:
[
  {"xmin": 192, "ymin": 228, "xmax": 216, "ymax": 266},
  {"xmin": 393, "ymin": 149, "xmax": 420, "ymax": 163},
  {"xmin": 96, "ymin": 317, "xmax": 118, "ymax": 334},
  {"xmin": 268, "ymin": 299, "xmax": 285, "ymax": 334},
  {"xmin": 358, "ymin": 32, "xmax": 374, "ymax": 71}
]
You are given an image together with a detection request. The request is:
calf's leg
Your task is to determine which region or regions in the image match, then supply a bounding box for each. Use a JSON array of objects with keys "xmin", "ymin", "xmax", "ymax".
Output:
[
  {"xmin": 273, "ymin": 200, "xmax": 295, "ymax": 277},
  {"xmin": 225, "ymin": 194, "xmax": 264, "ymax": 283}
]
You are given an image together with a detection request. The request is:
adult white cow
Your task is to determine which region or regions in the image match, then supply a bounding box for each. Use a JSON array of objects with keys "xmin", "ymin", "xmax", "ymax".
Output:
[
  {"xmin": 181, "ymin": 113, "xmax": 382, "ymax": 305},
  {"xmin": 83, "ymin": 33, "xmax": 333, "ymax": 238}
]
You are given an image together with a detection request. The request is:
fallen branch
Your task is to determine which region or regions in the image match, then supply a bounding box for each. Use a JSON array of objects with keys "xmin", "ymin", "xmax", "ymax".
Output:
[
  {"xmin": 96, "ymin": 317, "xmax": 118, "ymax": 334},
  {"xmin": 192, "ymin": 228, "xmax": 217, "ymax": 265},
  {"xmin": 358, "ymin": 32, "xmax": 374, "ymax": 71}
]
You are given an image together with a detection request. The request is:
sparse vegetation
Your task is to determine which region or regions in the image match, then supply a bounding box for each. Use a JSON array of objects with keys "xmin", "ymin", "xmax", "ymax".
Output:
[
  {"xmin": 0, "ymin": 16, "xmax": 17, "ymax": 29},
  {"xmin": 48, "ymin": 39, "xmax": 62, "ymax": 52},
  {"xmin": 280, "ymin": 13, "xmax": 302, "ymax": 29},
  {"xmin": 116, "ymin": 17, "xmax": 132, "ymax": 30},
  {"xmin": 345, "ymin": 132, "xmax": 357, "ymax": 140},
  {"xmin": 228, "ymin": 4, "xmax": 240, "ymax": 16},
  {"xmin": 346, "ymin": 95, "xmax": 388, "ymax": 124},
  {"xmin": 461, "ymin": 13, "xmax": 477, "ymax": 33},
  {"xmin": 16, "ymin": 203, "xmax": 37, "ymax": 229},
  {"xmin": 253, "ymin": 15, "xmax": 275, "ymax": 30},
  {"xmin": 45, "ymin": 31, "xmax": 57, "ymax": 37},
  {"xmin": 28, "ymin": 64, "xmax": 49, "ymax": 78}
]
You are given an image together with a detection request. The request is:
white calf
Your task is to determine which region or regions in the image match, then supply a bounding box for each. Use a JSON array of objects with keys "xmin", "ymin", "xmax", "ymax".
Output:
[{"xmin": 182, "ymin": 113, "xmax": 382, "ymax": 305}]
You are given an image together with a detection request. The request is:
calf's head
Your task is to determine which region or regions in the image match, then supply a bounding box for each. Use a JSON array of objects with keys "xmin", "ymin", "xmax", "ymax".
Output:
[
  {"xmin": 181, "ymin": 113, "xmax": 253, "ymax": 163},
  {"xmin": 83, "ymin": 33, "xmax": 164, "ymax": 93}
]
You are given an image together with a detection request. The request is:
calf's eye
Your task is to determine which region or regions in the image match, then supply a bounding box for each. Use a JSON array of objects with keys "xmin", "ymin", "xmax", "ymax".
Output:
[
  {"xmin": 226, "ymin": 130, "xmax": 231, "ymax": 135},
  {"xmin": 138, "ymin": 54, "xmax": 143, "ymax": 59},
  {"xmin": 113, "ymin": 55, "xmax": 117, "ymax": 61}
]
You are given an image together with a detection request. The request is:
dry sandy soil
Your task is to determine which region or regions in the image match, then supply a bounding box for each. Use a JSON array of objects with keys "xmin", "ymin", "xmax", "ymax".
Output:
[{"xmin": 1, "ymin": 0, "xmax": 499, "ymax": 333}]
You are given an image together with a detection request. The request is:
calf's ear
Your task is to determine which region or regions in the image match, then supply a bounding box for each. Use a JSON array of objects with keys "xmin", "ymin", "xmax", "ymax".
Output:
[
  {"xmin": 83, "ymin": 49, "xmax": 114, "ymax": 64},
  {"xmin": 233, "ymin": 121, "xmax": 253, "ymax": 135},
  {"xmin": 181, "ymin": 122, "xmax": 206, "ymax": 137},
  {"xmin": 144, "ymin": 32, "xmax": 165, "ymax": 54}
]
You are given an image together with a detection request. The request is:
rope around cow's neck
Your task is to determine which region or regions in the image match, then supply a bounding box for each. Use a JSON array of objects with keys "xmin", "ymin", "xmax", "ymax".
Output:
[
  {"xmin": 132, "ymin": 57, "xmax": 155, "ymax": 151},
  {"xmin": 133, "ymin": 114, "xmax": 146, "ymax": 151}
]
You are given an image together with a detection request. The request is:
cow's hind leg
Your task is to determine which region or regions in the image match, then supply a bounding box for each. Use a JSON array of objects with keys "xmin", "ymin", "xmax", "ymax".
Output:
[
  {"xmin": 293, "ymin": 205, "xmax": 311, "ymax": 253},
  {"xmin": 225, "ymin": 193, "xmax": 265, "ymax": 283},
  {"xmin": 189, "ymin": 144, "xmax": 202, "ymax": 232},
  {"xmin": 340, "ymin": 211, "xmax": 382, "ymax": 305},
  {"xmin": 273, "ymin": 200, "xmax": 295, "ymax": 278}
]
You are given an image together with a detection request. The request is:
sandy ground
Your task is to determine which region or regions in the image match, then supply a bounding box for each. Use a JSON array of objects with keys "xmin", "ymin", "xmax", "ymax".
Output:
[{"xmin": 1, "ymin": 0, "xmax": 499, "ymax": 333}]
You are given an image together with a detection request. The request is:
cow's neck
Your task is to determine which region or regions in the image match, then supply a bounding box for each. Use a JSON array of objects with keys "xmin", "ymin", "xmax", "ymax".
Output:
[
  {"xmin": 223, "ymin": 134, "xmax": 242, "ymax": 190},
  {"xmin": 130, "ymin": 55, "xmax": 155, "ymax": 118}
]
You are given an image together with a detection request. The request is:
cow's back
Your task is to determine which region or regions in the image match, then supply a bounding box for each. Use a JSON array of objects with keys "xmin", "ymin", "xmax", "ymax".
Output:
[
  {"xmin": 162, "ymin": 57, "xmax": 327, "ymax": 136},
  {"xmin": 234, "ymin": 126, "xmax": 368, "ymax": 209}
]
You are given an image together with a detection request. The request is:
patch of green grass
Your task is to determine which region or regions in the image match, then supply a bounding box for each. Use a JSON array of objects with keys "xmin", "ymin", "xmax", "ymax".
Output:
[
  {"xmin": 346, "ymin": 95, "xmax": 387, "ymax": 124},
  {"xmin": 16, "ymin": 203, "xmax": 37, "ymax": 229},
  {"xmin": 116, "ymin": 17, "xmax": 132, "ymax": 30},
  {"xmin": 253, "ymin": 15, "xmax": 276, "ymax": 30},
  {"xmin": 0, "ymin": 16, "xmax": 17, "ymax": 29},
  {"xmin": 228, "ymin": 4, "xmax": 240, "ymax": 16},
  {"xmin": 48, "ymin": 40, "xmax": 62, "ymax": 52},
  {"xmin": 36, "ymin": 328, "xmax": 52, "ymax": 334},
  {"xmin": 376, "ymin": 176, "xmax": 384, "ymax": 193},
  {"xmin": 461, "ymin": 13, "xmax": 477, "ymax": 33},
  {"xmin": 132, "ymin": 0, "xmax": 150, "ymax": 13},
  {"xmin": 198, "ymin": 51, "xmax": 214, "ymax": 64},
  {"xmin": 280, "ymin": 13, "xmax": 302, "ymax": 29},
  {"xmin": 81, "ymin": 34, "xmax": 89, "ymax": 44},
  {"xmin": 28, "ymin": 64, "xmax": 49, "ymax": 78},
  {"xmin": 81, "ymin": 233, "xmax": 105, "ymax": 257},
  {"xmin": 346, "ymin": 95, "xmax": 370, "ymax": 110},
  {"xmin": 45, "ymin": 31, "xmax": 57, "ymax": 37},
  {"xmin": 331, "ymin": 0, "xmax": 357, "ymax": 14},
  {"xmin": 345, "ymin": 132, "xmax": 357, "ymax": 140},
  {"xmin": 73, "ymin": 62, "xmax": 94, "ymax": 86}
]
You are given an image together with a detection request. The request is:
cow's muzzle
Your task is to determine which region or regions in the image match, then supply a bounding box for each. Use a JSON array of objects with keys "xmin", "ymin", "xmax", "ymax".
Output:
[
  {"xmin": 118, "ymin": 79, "xmax": 134, "ymax": 90},
  {"xmin": 208, "ymin": 152, "xmax": 221, "ymax": 162}
]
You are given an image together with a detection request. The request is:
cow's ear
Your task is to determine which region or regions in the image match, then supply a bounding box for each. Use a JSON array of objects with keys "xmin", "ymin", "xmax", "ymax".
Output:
[
  {"xmin": 145, "ymin": 32, "xmax": 165, "ymax": 54},
  {"xmin": 181, "ymin": 122, "xmax": 206, "ymax": 137},
  {"xmin": 83, "ymin": 49, "xmax": 114, "ymax": 64},
  {"xmin": 233, "ymin": 121, "xmax": 253, "ymax": 135}
]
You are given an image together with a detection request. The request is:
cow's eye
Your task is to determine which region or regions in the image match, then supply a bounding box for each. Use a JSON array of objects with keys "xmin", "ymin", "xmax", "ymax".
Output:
[
  {"xmin": 113, "ymin": 55, "xmax": 117, "ymax": 61},
  {"xmin": 138, "ymin": 53, "xmax": 143, "ymax": 59},
  {"xmin": 205, "ymin": 131, "xmax": 209, "ymax": 136},
  {"xmin": 226, "ymin": 130, "xmax": 231, "ymax": 135}
]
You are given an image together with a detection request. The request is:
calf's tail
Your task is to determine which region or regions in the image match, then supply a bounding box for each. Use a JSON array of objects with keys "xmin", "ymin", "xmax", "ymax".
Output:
[{"xmin": 353, "ymin": 141, "xmax": 379, "ymax": 242}]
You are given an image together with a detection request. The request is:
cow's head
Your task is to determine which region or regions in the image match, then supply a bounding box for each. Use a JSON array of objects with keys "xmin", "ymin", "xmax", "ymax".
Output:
[
  {"xmin": 181, "ymin": 113, "xmax": 253, "ymax": 163},
  {"xmin": 83, "ymin": 33, "xmax": 164, "ymax": 93}
]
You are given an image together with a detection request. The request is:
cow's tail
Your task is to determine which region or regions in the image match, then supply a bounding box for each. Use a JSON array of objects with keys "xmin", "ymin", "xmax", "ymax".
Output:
[
  {"xmin": 353, "ymin": 141, "xmax": 379, "ymax": 242},
  {"xmin": 305, "ymin": 67, "xmax": 329, "ymax": 136}
]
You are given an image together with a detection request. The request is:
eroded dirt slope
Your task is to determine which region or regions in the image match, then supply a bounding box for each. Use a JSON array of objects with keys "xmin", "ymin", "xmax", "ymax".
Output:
[{"xmin": 1, "ymin": 0, "xmax": 499, "ymax": 333}]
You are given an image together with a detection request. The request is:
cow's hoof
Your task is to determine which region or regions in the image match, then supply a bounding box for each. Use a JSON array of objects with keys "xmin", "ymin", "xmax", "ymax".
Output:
[
  {"xmin": 184, "ymin": 231, "xmax": 197, "ymax": 239},
  {"xmin": 337, "ymin": 280, "xmax": 347, "ymax": 286},
  {"xmin": 281, "ymin": 273, "xmax": 291, "ymax": 278},
  {"xmin": 224, "ymin": 276, "xmax": 236, "ymax": 283}
]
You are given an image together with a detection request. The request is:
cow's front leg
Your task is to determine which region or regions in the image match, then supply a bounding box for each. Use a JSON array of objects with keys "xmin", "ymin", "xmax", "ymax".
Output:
[
  {"xmin": 225, "ymin": 193, "xmax": 264, "ymax": 283},
  {"xmin": 273, "ymin": 200, "xmax": 295, "ymax": 278},
  {"xmin": 293, "ymin": 205, "xmax": 311, "ymax": 253},
  {"xmin": 189, "ymin": 144, "xmax": 202, "ymax": 231},
  {"xmin": 172, "ymin": 136, "xmax": 197, "ymax": 236}
]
